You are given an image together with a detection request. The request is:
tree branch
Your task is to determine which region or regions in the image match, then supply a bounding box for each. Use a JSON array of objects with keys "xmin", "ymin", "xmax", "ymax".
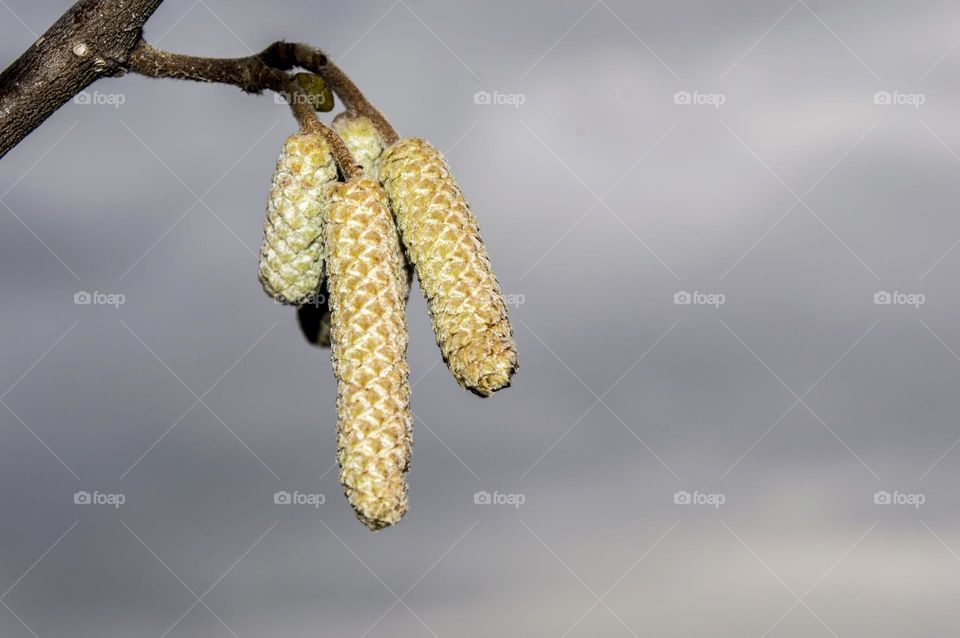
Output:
[
  {"xmin": 126, "ymin": 39, "xmax": 276, "ymax": 93},
  {"xmin": 126, "ymin": 40, "xmax": 362, "ymax": 178},
  {"xmin": 258, "ymin": 42, "xmax": 400, "ymax": 145},
  {"xmin": 127, "ymin": 40, "xmax": 400, "ymax": 144},
  {"xmin": 0, "ymin": 0, "xmax": 398, "ymax": 165},
  {"xmin": 0, "ymin": 0, "xmax": 165, "ymax": 158}
]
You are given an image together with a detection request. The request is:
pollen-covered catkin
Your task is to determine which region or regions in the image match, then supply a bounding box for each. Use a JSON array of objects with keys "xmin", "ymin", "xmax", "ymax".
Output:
[
  {"xmin": 324, "ymin": 177, "xmax": 411, "ymax": 530},
  {"xmin": 333, "ymin": 112, "xmax": 412, "ymax": 300},
  {"xmin": 333, "ymin": 113, "xmax": 384, "ymax": 178},
  {"xmin": 379, "ymin": 138, "xmax": 517, "ymax": 397},
  {"xmin": 258, "ymin": 133, "xmax": 337, "ymax": 305},
  {"xmin": 304, "ymin": 115, "xmax": 410, "ymax": 353}
]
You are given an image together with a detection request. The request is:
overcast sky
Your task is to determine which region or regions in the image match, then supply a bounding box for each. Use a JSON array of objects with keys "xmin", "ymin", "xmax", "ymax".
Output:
[{"xmin": 3, "ymin": 1, "xmax": 960, "ymax": 636}]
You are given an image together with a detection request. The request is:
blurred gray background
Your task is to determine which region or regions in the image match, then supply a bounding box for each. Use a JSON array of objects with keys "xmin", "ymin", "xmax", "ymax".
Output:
[{"xmin": 3, "ymin": 0, "xmax": 960, "ymax": 636}]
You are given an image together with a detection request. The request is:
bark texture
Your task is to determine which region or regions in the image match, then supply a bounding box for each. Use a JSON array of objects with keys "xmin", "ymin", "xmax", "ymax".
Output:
[{"xmin": 0, "ymin": 0, "xmax": 164, "ymax": 157}]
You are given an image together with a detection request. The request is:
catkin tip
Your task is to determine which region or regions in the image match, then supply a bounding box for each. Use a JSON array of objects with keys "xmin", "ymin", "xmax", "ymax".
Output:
[
  {"xmin": 347, "ymin": 484, "xmax": 409, "ymax": 530},
  {"xmin": 332, "ymin": 113, "xmax": 384, "ymax": 179},
  {"xmin": 468, "ymin": 355, "xmax": 519, "ymax": 397}
]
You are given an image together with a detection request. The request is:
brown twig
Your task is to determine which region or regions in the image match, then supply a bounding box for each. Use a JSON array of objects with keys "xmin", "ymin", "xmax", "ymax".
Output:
[
  {"xmin": 0, "ymin": 1, "xmax": 395, "ymax": 169},
  {"xmin": 258, "ymin": 42, "xmax": 400, "ymax": 145},
  {"xmin": 126, "ymin": 39, "xmax": 275, "ymax": 92},
  {"xmin": 126, "ymin": 40, "xmax": 361, "ymax": 179},
  {"xmin": 278, "ymin": 77, "xmax": 361, "ymax": 179}
]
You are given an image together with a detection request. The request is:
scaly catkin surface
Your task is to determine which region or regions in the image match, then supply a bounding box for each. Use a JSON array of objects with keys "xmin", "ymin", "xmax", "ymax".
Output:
[
  {"xmin": 333, "ymin": 113, "xmax": 411, "ymax": 300},
  {"xmin": 324, "ymin": 177, "xmax": 411, "ymax": 530},
  {"xmin": 333, "ymin": 113, "xmax": 384, "ymax": 179},
  {"xmin": 316, "ymin": 114, "xmax": 410, "ymax": 349},
  {"xmin": 258, "ymin": 133, "xmax": 337, "ymax": 305},
  {"xmin": 379, "ymin": 138, "xmax": 517, "ymax": 396}
]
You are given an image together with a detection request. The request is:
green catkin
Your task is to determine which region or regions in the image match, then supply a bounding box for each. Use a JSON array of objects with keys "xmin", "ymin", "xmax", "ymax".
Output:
[{"xmin": 258, "ymin": 133, "xmax": 337, "ymax": 305}]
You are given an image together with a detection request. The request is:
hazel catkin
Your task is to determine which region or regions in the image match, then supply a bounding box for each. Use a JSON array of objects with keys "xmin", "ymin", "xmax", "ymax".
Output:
[
  {"xmin": 333, "ymin": 112, "xmax": 385, "ymax": 178},
  {"xmin": 324, "ymin": 176, "xmax": 412, "ymax": 530},
  {"xmin": 303, "ymin": 114, "xmax": 410, "ymax": 349},
  {"xmin": 379, "ymin": 137, "xmax": 517, "ymax": 397},
  {"xmin": 258, "ymin": 133, "xmax": 337, "ymax": 305},
  {"xmin": 334, "ymin": 113, "xmax": 412, "ymax": 295}
]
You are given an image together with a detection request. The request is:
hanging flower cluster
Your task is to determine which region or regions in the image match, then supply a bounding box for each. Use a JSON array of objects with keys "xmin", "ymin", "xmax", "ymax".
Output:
[{"xmin": 257, "ymin": 71, "xmax": 517, "ymax": 530}]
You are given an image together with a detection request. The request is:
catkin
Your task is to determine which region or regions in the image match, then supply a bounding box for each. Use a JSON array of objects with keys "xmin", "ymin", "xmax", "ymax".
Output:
[
  {"xmin": 379, "ymin": 138, "xmax": 517, "ymax": 397},
  {"xmin": 324, "ymin": 177, "xmax": 411, "ymax": 530},
  {"xmin": 315, "ymin": 113, "xmax": 410, "ymax": 346},
  {"xmin": 258, "ymin": 133, "xmax": 337, "ymax": 305},
  {"xmin": 333, "ymin": 113, "xmax": 385, "ymax": 178},
  {"xmin": 335, "ymin": 114, "xmax": 413, "ymax": 294}
]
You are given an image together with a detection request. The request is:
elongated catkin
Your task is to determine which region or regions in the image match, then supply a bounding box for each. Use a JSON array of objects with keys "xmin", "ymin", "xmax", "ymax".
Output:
[
  {"xmin": 379, "ymin": 138, "xmax": 517, "ymax": 396},
  {"xmin": 333, "ymin": 113, "xmax": 411, "ymax": 298},
  {"xmin": 311, "ymin": 114, "xmax": 410, "ymax": 349},
  {"xmin": 324, "ymin": 177, "xmax": 411, "ymax": 530},
  {"xmin": 258, "ymin": 133, "xmax": 337, "ymax": 305}
]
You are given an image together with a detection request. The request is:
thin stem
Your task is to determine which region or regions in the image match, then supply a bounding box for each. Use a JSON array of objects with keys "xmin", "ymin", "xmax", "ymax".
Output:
[
  {"xmin": 277, "ymin": 77, "xmax": 361, "ymax": 179},
  {"xmin": 127, "ymin": 39, "xmax": 272, "ymax": 91},
  {"xmin": 313, "ymin": 58, "xmax": 400, "ymax": 146},
  {"xmin": 127, "ymin": 39, "xmax": 360, "ymax": 179},
  {"xmin": 259, "ymin": 42, "xmax": 400, "ymax": 145}
]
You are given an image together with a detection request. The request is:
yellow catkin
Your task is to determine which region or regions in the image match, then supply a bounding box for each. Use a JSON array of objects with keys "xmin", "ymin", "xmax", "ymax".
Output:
[
  {"xmin": 379, "ymin": 138, "xmax": 517, "ymax": 396},
  {"xmin": 258, "ymin": 133, "xmax": 337, "ymax": 305},
  {"xmin": 333, "ymin": 113, "xmax": 411, "ymax": 298},
  {"xmin": 333, "ymin": 112, "xmax": 385, "ymax": 178},
  {"xmin": 310, "ymin": 114, "xmax": 410, "ymax": 349},
  {"xmin": 324, "ymin": 177, "xmax": 411, "ymax": 530}
]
